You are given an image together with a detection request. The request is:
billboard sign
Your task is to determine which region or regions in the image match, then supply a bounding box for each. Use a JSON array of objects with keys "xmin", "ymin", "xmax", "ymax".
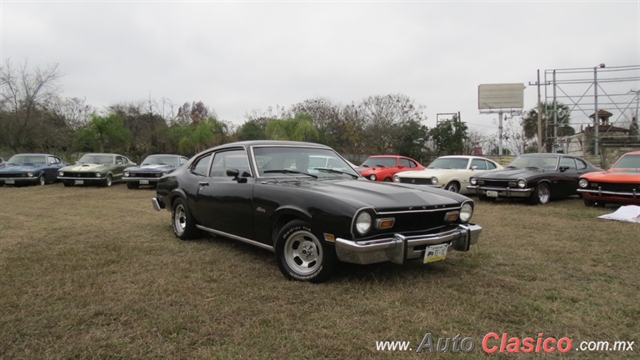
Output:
[{"xmin": 478, "ymin": 83, "xmax": 525, "ymax": 110}]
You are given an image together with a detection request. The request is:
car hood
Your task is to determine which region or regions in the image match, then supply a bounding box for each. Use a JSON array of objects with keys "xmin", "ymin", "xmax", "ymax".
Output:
[
  {"xmin": 61, "ymin": 163, "xmax": 112, "ymax": 172},
  {"xmin": 476, "ymin": 168, "xmax": 545, "ymax": 179},
  {"xmin": 0, "ymin": 164, "xmax": 47, "ymax": 172},
  {"xmin": 582, "ymin": 169, "xmax": 640, "ymax": 182},
  {"xmin": 276, "ymin": 179, "xmax": 465, "ymax": 210},
  {"xmin": 129, "ymin": 164, "xmax": 175, "ymax": 172},
  {"xmin": 398, "ymin": 168, "xmax": 465, "ymax": 178}
]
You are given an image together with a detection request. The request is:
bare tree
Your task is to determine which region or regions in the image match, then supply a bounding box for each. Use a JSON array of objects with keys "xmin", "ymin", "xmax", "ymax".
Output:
[{"xmin": 0, "ymin": 59, "xmax": 63, "ymax": 152}]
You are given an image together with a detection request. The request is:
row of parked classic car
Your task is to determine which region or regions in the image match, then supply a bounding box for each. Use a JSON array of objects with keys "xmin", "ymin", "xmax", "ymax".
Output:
[{"xmin": 2, "ymin": 143, "xmax": 638, "ymax": 283}]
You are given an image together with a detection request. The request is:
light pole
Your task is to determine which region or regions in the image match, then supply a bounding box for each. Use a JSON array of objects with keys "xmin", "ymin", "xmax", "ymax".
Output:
[
  {"xmin": 630, "ymin": 89, "xmax": 640, "ymax": 140},
  {"xmin": 593, "ymin": 63, "xmax": 605, "ymax": 156}
]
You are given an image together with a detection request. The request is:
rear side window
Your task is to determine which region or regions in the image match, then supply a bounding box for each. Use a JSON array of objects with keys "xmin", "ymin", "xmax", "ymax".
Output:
[
  {"xmin": 191, "ymin": 154, "xmax": 212, "ymax": 176},
  {"xmin": 576, "ymin": 159, "xmax": 587, "ymax": 170},
  {"xmin": 560, "ymin": 157, "xmax": 577, "ymax": 170},
  {"xmin": 471, "ymin": 159, "xmax": 488, "ymax": 170},
  {"xmin": 399, "ymin": 159, "xmax": 412, "ymax": 168},
  {"xmin": 487, "ymin": 161, "xmax": 497, "ymax": 170}
]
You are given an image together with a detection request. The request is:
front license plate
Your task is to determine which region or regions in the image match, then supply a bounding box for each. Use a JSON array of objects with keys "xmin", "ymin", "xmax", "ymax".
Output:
[
  {"xmin": 423, "ymin": 243, "xmax": 448, "ymax": 264},
  {"xmin": 486, "ymin": 190, "xmax": 498, "ymax": 198},
  {"xmin": 74, "ymin": 180, "xmax": 84, "ymax": 185},
  {"xmin": 5, "ymin": 179, "xmax": 15, "ymax": 185},
  {"xmin": 139, "ymin": 180, "xmax": 149, "ymax": 185}
]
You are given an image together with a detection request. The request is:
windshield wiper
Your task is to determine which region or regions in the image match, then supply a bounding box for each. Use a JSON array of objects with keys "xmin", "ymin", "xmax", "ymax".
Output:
[
  {"xmin": 314, "ymin": 168, "xmax": 358, "ymax": 179},
  {"xmin": 263, "ymin": 169, "xmax": 318, "ymax": 179}
]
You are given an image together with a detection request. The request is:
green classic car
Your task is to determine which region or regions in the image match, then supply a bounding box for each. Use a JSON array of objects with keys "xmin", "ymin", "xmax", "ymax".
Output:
[{"xmin": 58, "ymin": 153, "xmax": 136, "ymax": 187}]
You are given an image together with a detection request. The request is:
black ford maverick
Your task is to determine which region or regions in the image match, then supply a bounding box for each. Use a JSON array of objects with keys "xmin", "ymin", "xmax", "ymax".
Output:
[
  {"xmin": 152, "ymin": 141, "xmax": 482, "ymax": 282},
  {"xmin": 123, "ymin": 154, "xmax": 189, "ymax": 189},
  {"xmin": 467, "ymin": 153, "xmax": 600, "ymax": 205}
]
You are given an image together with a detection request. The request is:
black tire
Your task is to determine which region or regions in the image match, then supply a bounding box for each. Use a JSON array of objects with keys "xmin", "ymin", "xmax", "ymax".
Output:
[
  {"xmin": 63, "ymin": 181, "xmax": 73, "ymax": 187},
  {"xmin": 127, "ymin": 182, "xmax": 139, "ymax": 189},
  {"xmin": 445, "ymin": 182, "xmax": 460, "ymax": 193},
  {"xmin": 274, "ymin": 220, "xmax": 335, "ymax": 283},
  {"xmin": 383, "ymin": 178, "xmax": 392, "ymax": 182},
  {"xmin": 172, "ymin": 197, "xmax": 200, "ymax": 240},
  {"xmin": 530, "ymin": 183, "xmax": 551, "ymax": 205},
  {"xmin": 38, "ymin": 174, "xmax": 46, "ymax": 186},
  {"xmin": 583, "ymin": 198, "xmax": 595, "ymax": 207},
  {"xmin": 596, "ymin": 201, "xmax": 607, "ymax": 208},
  {"xmin": 102, "ymin": 174, "xmax": 113, "ymax": 187}
]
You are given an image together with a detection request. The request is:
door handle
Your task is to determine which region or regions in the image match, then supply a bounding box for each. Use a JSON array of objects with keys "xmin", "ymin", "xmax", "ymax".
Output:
[{"xmin": 198, "ymin": 181, "xmax": 209, "ymax": 187}]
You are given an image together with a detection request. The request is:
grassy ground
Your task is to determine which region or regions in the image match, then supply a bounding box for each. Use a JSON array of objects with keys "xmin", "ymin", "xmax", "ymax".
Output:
[{"xmin": 0, "ymin": 183, "xmax": 638, "ymax": 359}]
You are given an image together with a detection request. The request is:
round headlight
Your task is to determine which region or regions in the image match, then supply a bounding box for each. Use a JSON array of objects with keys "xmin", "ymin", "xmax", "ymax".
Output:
[
  {"xmin": 431, "ymin": 177, "xmax": 438, "ymax": 185},
  {"xmin": 124, "ymin": 171, "xmax": 129, "ymax": 177},
  {"xmin": 95, "ymin": 172, "xmax": 102, "ymax": 178},
  {"xmin": 27, "ymin": 172, "xmax": 34, "ymax": 177},
  {"xmin": 369, "ymin": 174, "xmax": 376, "ymax": 181},
  {"xmin": 578, "ymin": 178, "xmax": 588, "ymax": 188},
  {"xmin": 460, "ymin": 202, "xmax": 473, "ymax": 223},
  {"xmin": 58, "ymin": 171, "xmax": 64, "ymax": 176},
  {"xmin": 517, "ymin": 179, "xmax": 526, "ymax": 188},
  {"xmin": 470, "ymin": 177, "xmax": 477, "ymax": 185},
  {"xmin": 355, "ymin": 211, "xmax": 372, "ymax": 235},
  {"xmin": 393, "ymin": 175, "xmax": 400, "ymax": 182}
]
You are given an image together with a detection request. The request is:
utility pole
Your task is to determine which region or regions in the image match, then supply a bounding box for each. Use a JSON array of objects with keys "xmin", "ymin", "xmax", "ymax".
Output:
[{"xmin": 530, "ymin": 70, "xmax": 543, "ymax": 152}]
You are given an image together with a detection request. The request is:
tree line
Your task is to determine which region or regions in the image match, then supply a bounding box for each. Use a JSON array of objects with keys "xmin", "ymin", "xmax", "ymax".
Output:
[{"xmin": 0, "ymin": 59, "xmax": 569, "ymax": 163}]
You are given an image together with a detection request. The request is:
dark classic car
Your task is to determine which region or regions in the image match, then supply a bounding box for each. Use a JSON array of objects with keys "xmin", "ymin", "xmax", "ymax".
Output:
[
  {"xmin": 152, "ymin": 141, "xmax": 482, "ymax": 283},
  {"xmin": 0, "ymin": 153, "xmax": 67, "ymax": 186},
  {"xmin": 58, "ymin": 153, "xmax": 136, "ymax": 187},
  {"xmin": 356, "ymin": 155, "xmax": 425, "ymax": 182},
  {"xmin": 123, "ymin": 154, "xmax": 189, "ymax": 189},
  {"xmin": 467, "ymin": 153, "xmax": 601, "ymax": 204},
  {"xmin": 578, "ymin": 151, "xmax": 640, "ymax": 207}
]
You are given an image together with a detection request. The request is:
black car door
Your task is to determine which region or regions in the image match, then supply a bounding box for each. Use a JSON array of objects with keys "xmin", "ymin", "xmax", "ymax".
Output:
[
  {"xmin": 558, "ymin": 157, "xmax": 580, "ymax": 195},
  {"xmin": 194, "ymin": 149, "xmax": 255, "ymax": 240}
]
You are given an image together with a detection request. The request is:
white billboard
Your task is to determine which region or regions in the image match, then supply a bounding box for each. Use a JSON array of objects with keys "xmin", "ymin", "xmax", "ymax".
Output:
[{"xmin": 478, "ymin": 83, "xmax": 525, "ymax": 110}]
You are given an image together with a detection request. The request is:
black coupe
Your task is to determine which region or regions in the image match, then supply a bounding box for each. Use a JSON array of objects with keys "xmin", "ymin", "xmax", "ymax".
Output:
[
  {"xmin": 467, "ymin": 153, "xmax": 601, "ymax": 205},
  {"xmin": 123, "ymin": 154, "xmax": 189, "ymax": 189},
  {"xmin": 151, "ymin": 141, "xmax": 482, "ymax": 283}
]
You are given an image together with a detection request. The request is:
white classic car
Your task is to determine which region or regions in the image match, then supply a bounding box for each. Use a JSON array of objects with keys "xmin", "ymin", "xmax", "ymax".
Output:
[{"xmin": 393, "ymin": 155, "xmax": 503, "ymax": 194}]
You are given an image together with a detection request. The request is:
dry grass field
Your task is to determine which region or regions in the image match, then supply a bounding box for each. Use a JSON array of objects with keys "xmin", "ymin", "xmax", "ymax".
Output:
[{"xmin": 0, "ymin": 183, "xmax": 638, "ymax": 359}]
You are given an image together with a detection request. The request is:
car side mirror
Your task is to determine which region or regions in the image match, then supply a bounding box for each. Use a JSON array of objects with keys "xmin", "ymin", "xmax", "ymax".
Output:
[
  {"xmin": 471, "ymin": 166, "xmax": 478, "ymax": 171},
  {"xmin": 398, "ymin": 165, "xmax": 405, "ymax": 169},
  {"xmin": 559, "ymin": 166, "xmax": 569, "ymax": 172},
  {"xmin": 227, "ymin": 168, "xmax": 247, "ymax": 183}
]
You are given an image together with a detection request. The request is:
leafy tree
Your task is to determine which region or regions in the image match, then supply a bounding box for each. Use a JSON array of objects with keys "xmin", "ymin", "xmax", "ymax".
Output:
[
  {"xmin": 74, "ymin": 114, "xmax": 131, "ymax": 153},
  {"xmin": 393, "ymin": 119, "xmax": 429, "ymax": 160},
  {"xmin": 177, "ymin": 117, "xmax": 229, "ymax": 155},
  {"xmin": 522, "ymin": 101, "xmax": 575, "ymax": 152},
  {"xmin": 237, "ymin": 120, "xmax": 267, "ymax": 141},
  {"xmin": 265, "ymin": 114, "xmax": 319, "ymax": 142},
  {"xmin": 0, "ymin": 59, "xmax": 63, "ymax": 152},
  {"xmin": 428, "ymin": 116, "xmax": 468, "ymax": 156}
]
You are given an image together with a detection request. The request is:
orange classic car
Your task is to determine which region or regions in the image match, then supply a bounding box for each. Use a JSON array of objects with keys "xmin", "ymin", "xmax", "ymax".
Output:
[
  {"xmin": 578, "ymin": 151, "xmax": 640, "ymax": 206},
  {"xmin": 356, "ymin": 155, "xmax": 425, "ymax": 182}
]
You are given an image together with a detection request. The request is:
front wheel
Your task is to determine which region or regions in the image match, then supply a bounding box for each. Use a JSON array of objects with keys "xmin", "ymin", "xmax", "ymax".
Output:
[
  {"xmin": 530, "ymin": 183, "xmax": 550, "ymax": 205},
  {"xmin": 445, "ymin": 182, "xmax": 459, "ymax": 193},
  {"xmin": 38, "ymin": 174, "xmax": 46, "ymax": 186},
  {"xmin": 172, "ymin": 198, "xmax": 200, "ymax": 240},
  {"xmin": 102, "ymin": 174, "xmax": 113, "ymax": 187},
  {"xmin": 274, "ymin": 220, "xmax": 335, "ymax": 283},
  {"xmin": 583, "ymin": 198, "xmax": 595, "ymax": 207},
  {"xmin": 383, "ymin": 178, "xmax": 392, "ymax": 182}
]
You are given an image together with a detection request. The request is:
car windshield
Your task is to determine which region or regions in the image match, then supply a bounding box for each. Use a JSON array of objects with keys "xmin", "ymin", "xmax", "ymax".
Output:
[
  {"xmin": 612, "ymin": 154, "xmax": 640, "ymax": 169},
  {"xmin": 78, "ymin": 154, "xmax": 113, "ymax": 165},
  {"xmin": 427, "ymin": 158, "xmax": 469, "ymax": 169},
  {"xmin": 507, "ymin": 156, "xmax": 558, "ymax": 170},
  {"xmin": 6, "ymin": 155, "xmax": 47, "ymax": 166},
  {"xmin": 142, "ymin": 155, "xmax": 180, "ymax": 166},
  {"xmin": 254, "ymin": 147, "xmax": 358, "ymax": 178},
  {"xmin": 361, "ymin": 157, "xmax": 397, "ymax": 168}
]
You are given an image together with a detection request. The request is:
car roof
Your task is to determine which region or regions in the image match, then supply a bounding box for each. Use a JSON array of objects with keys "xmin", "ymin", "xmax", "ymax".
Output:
[
  {"xmin": 219, "ymin": 140, "xmax": 332, "ymax": 149},
  {"xmin": 623, "ymin": 151, "xmax": 640, "ymax": 155},
  {"xmin": 10, "ymin": 153, "xmax": 55, "ymax": 156}
]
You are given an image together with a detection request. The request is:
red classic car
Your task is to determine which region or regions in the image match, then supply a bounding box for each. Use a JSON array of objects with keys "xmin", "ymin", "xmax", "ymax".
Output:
[
  {"xmin": 357, "ymin": 155, "xmax": 425, "ymax": 182},
  {"xmin": 578, "ymin": 151, "xmax": 640, "ymax": 206}
]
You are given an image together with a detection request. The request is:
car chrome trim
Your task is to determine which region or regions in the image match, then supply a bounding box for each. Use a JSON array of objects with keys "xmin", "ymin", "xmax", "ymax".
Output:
[
  {"xmin": 151, "ymin": 197, "xmax": 163, "ymax": 211},
  {"xmin": 578, "ymin": 188, "xmax": 639, "ymax": 198},
  {"xmin": 335, "ymin": 224, "xmax": 482, "ymax": 265},
  {"xmin": 376, "ymin": 206, "xmax": 461, "ymax": 215},
  {"xmin": 57, "ymin": 176, "xmax": 109, "ymax": 181},
  {"xmin": 123, "ymin": 177, "xmax": 161, "ymax": 182},
  {"xmin": 196, "ymin": 225, "xmax": 274, "ymax": 252}
]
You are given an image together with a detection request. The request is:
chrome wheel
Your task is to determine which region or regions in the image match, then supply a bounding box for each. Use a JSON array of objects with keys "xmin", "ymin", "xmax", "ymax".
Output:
[
  {"xmin": 283, "ymin": 230, "xmax": 323, "ymax": 276},
  {"xmin": 173, "ymin": 204, "xmax": 186, "ymax": 237},
  {"xmin": 536, "ymin": 183, "xmax": 550, "ymax": 204},
  {"xmin": 38, "ymin": 175, "xmax": 45, "ymax": 186},
  {"xmin": 445, "ymin": 182, "xmax": 459, "ymax": 193}
]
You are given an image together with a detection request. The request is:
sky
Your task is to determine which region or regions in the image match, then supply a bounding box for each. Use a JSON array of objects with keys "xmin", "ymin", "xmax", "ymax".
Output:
[{"xmin": 1, "ymin": 0, "xmax": 639, "ymax": 136}]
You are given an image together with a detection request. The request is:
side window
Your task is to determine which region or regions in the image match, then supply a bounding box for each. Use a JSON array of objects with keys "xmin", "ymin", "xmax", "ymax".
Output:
[
  {"xmin": 116, "ymin": 156, "xmax": 124, "ymax": 165},
  {"xmin": 48, "ymin": 156, "xmax": 60, "ymax": 165},
  {"xmin": 179, "ymin": 157, "xmax": 188, "ymax": 165},
  {"xmin": 210, "ymin": 150, "xmax": 251, "ymax": 178},
  {"xmin": 399, "ymin": 159, "xmax": 411, "ymax": 168},
  {"xmin": 576, "ymin": 159, "xmax": 587, "ymax": 170},
  {"xmin": 487, "ymin": 161, "xmax": 497, "ymax": 170},
  {"xmin": 560, "ymin": 157, "xmax": 577, "ymax": 170},
  {"xmin": 409, "ymin": 160, "xmax": 418, "ymax": 168},
  {"xmin": 471, "ymin": 159, "xmax": 488, "ymax": 170},
  {"xmin": 191, "ymin": 153, "xmax": 213, "ymax": 176}
]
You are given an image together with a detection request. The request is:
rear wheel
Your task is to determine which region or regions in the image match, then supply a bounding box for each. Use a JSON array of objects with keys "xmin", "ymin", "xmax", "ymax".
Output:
[
  {"xmin": 530, "ymin": 183, "xmax": 550, "ymax": 205},
  {"xmin": 172, "ymin": 198, "xmax": 200, "ymax": 240},
  {"xmin": 274, "ymin": 220, "xmax": 335, "ymax": 283}
]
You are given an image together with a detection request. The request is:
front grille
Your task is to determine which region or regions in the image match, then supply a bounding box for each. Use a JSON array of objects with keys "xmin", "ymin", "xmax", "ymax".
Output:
[
  {"xmin": 479, "ymin": 180, "xmax": 510, "ymax": 188},
  {"xmin": 128, "ymin": 172, "xmax": 162, "ymax": 178},
  {"xmin": 63, "ymin": 172, "xmax": 97, "ymax": 178},
  {"xmin": 398, "ymin": 177, "xmax": 431, "ymax": 185},
  {"xmin": 591, "ymin": 183, "xmax": 639, "ymax": 193},
  {"xmin": 0, "ymin": 173, "xmax": 28, "ymax": 178}
]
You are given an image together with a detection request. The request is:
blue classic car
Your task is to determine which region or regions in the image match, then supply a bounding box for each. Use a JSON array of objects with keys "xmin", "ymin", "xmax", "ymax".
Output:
[
  {"xmin": 123, "ymin": 154, "xmax": 189, "ymax": 189},
  {"xmin": 152, "ymin": 140, "xmax": 482, "ymax": 283},
  {"xmin": 0, "ymin": 153, "xmax": 68, "ymax": 186}
]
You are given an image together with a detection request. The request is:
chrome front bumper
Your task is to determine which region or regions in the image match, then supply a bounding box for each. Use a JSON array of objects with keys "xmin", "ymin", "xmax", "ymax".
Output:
[
  {"xmin": 151, "ymin": 197, "xmax": 165, "ymax": 211},
  {"xmin": 578, "ymin": 188, "xmax": 639, "ymax": 198},
  {"xmin": 123, "ymin": 177, "xmax": 161, "ymax": 183},
  {"xmin": 0, "ymin": 177, "xmax": 39, "ymax": 183},
  {"xmin": 467, "ymin": 185, "xmax": 532, "ymax": 198},
  {"xmin": 335, "ymin": 224, "xmax": 482, "ymax": 265}
]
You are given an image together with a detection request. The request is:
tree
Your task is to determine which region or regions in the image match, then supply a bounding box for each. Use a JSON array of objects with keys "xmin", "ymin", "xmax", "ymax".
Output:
[
  {"xmin": 522, "ymin": 101, "xmax": 575, "ymax": 152},
  {"xmin": 265, "ymin": 114, "xmax": 319, "ymax": 142},
  {"xmin": 74, "ymin": 114, "xmax": 131, "ymax": 153},
  {"xmin": 177, "ymin": 117, "xmax": 229, "ymax": 155},
  {"xmin": 0, "ymin": 59, "xmax": 63, "ymax": 152},
  {"xmin": 428, "ymin": 116, "xmax": 468, "ymax": 156}
]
